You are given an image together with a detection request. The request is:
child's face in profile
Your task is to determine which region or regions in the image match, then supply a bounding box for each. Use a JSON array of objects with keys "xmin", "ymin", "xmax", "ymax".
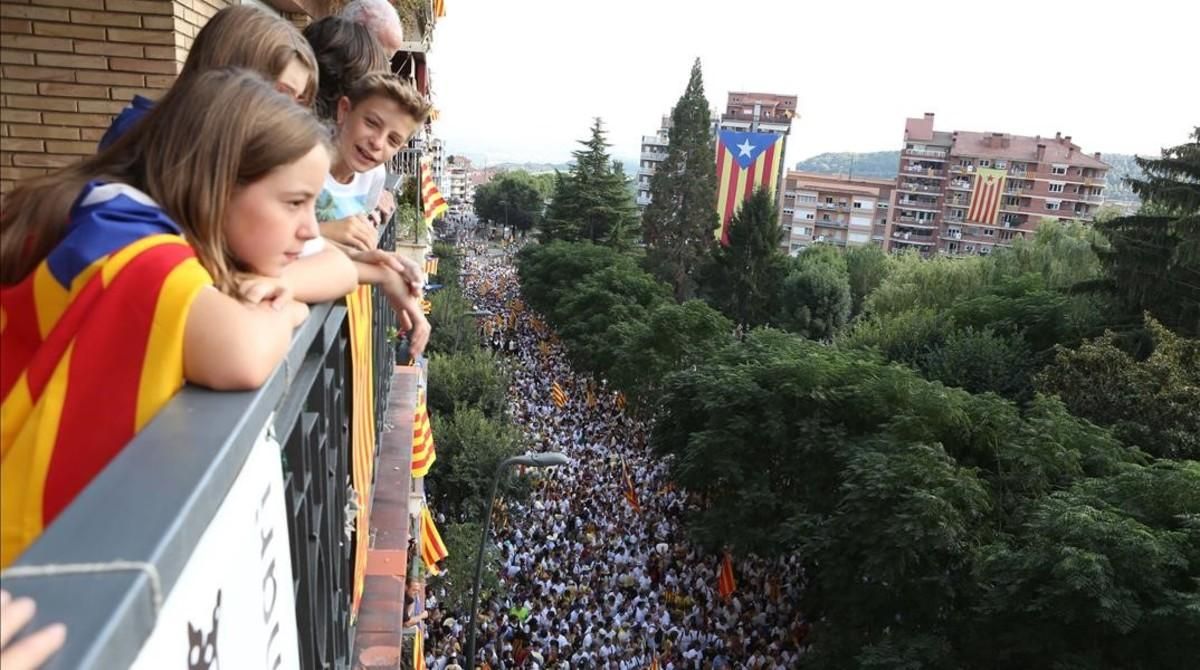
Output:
[
  {"xmin": 225, "ymin": 144, "xmax": 329, "ymax": 277},
  {"xmin": 335, "ymin": 95, "xmax": 418, "ymax": 173}
]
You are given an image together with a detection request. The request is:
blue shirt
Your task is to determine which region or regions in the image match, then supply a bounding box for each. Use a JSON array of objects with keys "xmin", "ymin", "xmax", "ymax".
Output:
[{"xmin": 97, "ymin": 95, "xmax": 156, "ymax": 151}]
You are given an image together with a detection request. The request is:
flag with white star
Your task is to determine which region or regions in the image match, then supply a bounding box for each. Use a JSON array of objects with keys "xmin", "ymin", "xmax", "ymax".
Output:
[{"xmin": 715, "ymin": 130, "xmax": 785, "ymax": 245}]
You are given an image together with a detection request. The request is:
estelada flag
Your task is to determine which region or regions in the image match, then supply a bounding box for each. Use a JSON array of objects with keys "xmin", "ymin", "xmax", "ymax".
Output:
[
  {"xmin": 1, "ymin": 182, "xmax": 211, "ymax": 567},
  {"xmin": 411, "ymin": 393, "xmax": 437, "ymax": 477},
  {"xmin": 967, "ymin": 167, "xmax": 1007, "ymax": 225},
  {"xmin": 715, "ymin": 130, "xmax": 784, "ymax": 246},
  {"xmin": 420, "ymin": 503, "xmax": 448, "ymax": 575},
  {"xmin": 717, "ymin": 552, "xmax": 737, "ymax": 600}
]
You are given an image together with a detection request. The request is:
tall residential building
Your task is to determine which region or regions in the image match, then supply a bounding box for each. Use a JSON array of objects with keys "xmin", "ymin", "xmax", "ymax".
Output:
[
  {"xmin": 781, "ymin": 172, "xmax": 894, "ymax": 255},
  {"xmin": 717, "ymin": 92, "xmax": 798, "ymax": 231},
  {"xmin": 888, "ymin": 113, "xmax": 1109, "ymax": 257},
  {"xmin": 446, "ymin": 155, "xmax": 472, "ymax": 206},
  {"xmin": 636, "ymin": 113, "xmax": 673, "ymax": 211}
]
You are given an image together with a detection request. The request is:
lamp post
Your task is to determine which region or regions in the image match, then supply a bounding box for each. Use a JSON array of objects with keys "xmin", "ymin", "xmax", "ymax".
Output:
[{"xmin": 464, "ymin": 452, "xmax": 570, "ymax": 667}]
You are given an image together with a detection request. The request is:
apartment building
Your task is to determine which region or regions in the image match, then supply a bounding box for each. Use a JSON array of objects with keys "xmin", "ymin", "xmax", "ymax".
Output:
[
  {"xmin": 780, "ymin": 171, "xmax": 893, "ymax": 254},
  {"xmin": 636, "ymin": 113, "xmax": 671, "ymax": 211},
  {"xmin": 888, "ymin": 113, "xmax": 1108, "ymax": 257}
]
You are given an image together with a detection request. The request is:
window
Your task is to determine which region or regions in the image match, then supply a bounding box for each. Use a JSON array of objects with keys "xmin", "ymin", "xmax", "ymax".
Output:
[
  {"xmin": 822, "ymin": 214, "xmax": 831, "ymax": 221},
  {"xmin": 804, "ymin": 213, "xmax": 815, "ymax": 220},
  {"xmin": 1045, "ymin": 201, "xmax": 1061, "ymax": 211},
  {"xmin": 1048, "ymin": 182, "xmax": 1065, "ymax": 193},
  {"xmin": 853, "ymin": 202, "xmax": 864, "ymax": 209},
  {"xmin": 1051, "ymin": 165, "xmax": 1068, "ymax": 175},
  {"xmin": 979, "ymin": 159, "xmax": 991, "ymax": 167},
  {"xmin": 999, "ymin": 230, "xmax": 1015, "ymax": 241},
  {"xmin": 796, "ymin": 226, "xmax": 811, "ymax": 236},
  {"xmin": 799, "ymin": 195, "xmax": 817, "ymax": 203},
  {"xmin": 825, "ymin": 196, "xmax": 834, "ymax": 204},
  {"xmin": 983, "ymin": 228, "xmax": 995, "ymax": 237}
]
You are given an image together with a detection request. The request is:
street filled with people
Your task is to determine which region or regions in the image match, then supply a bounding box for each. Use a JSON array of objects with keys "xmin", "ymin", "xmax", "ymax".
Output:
[{"xmin": 419, "ymin": 241, "xmax": 812, "ymax": 670}]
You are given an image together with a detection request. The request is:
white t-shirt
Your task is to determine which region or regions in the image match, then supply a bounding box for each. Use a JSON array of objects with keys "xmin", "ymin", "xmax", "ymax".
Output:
[{"xmin": 316, "ymin": 164, "xmax": 386, "ymax": 222}]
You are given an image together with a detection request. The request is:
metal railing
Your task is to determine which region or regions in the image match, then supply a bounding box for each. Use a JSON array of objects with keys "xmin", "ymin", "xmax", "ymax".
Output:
[{"xmin": 4, "ymin": 224, "xmax": 402, "ymax": 670}]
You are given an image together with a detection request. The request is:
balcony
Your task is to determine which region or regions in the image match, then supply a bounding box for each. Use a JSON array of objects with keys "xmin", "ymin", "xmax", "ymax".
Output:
[
  {"xmin": 640, "ymin": 150, "xmax": 668, "ymax": 162},
  {"xmin": 893, "ymin": 217, "xmax": 938, "ymax": 229},
  {"xmin": 947, "ymin": 180, "xmax": 973, "ymax": 191},
  {"xmin": 903, "ymin": 147, "xmax": 948, "ymax": 159},
  {"xmin": 816, "ymin": 219, "xmax": 849, "ymax": 229},
  {"xmin": 896, "ymin": 199, "xmax": 940, "ymax": 212},
  {"xmin": 636, "ymin": 192, "xmax": 653, "ymax": 207},
  {"xmin": 3, "ymin": 222, "xmax": 426, "ymax": 669},
  {"xmin": 898, "ymin": 182, "xmax": 941, "ymax": 194},
  {"xmin": 902, "ymin": 164, "xmax": 946, "ymax": 178}
]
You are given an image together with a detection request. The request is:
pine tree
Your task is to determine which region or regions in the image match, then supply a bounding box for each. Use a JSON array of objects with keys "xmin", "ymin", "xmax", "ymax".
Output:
[
  {"xmin": 1092, "ymin": 127, "xmax": 1200, "ymax": 335},
  {"xmin": 542, "ymin": 118, "xmax": 638, "ymax": 248},
  {"xmin": 697, "ymin": 187, "xmax": 786, "ymax": 327},
  {"xmin": 643, "ymin": 58, "xmax": 720, "ymax": 301}
]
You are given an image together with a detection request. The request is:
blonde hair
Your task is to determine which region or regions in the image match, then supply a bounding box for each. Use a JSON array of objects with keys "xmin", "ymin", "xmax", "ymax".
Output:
[
  {"xmin": 181, "ymin": 4, "xmax": 318, "ymax": 107},
  {"xmin": 0, "ymin": 70, "xmax": 329, "ymax": 292},
  {"xmin": 346, "ymin": 72, "xmax": 432, "ymax": 124}
]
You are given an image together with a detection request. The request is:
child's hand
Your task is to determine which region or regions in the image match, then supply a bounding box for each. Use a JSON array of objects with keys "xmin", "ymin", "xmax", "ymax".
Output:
[
  {"xmin": 235, "ymin": 274, "xmax": 294, "ymax": 310},
  {"xmin": 351, "ymin": 249, "xmax": 425, "ymax": 298},
  {"xmin": 321, "ymin": 214, "xmax": 378, "ymax": 252}
]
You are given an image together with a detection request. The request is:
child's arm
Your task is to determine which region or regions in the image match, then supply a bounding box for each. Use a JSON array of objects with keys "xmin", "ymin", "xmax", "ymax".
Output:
[
  {"xmin": 320, "ymin": 214, "xmax": 378, "ymax": 252},
  {"xmin": 281, "ymin": 244, "xmax": 358, "ymax": 303},
  {"xmin": 183, "ymin": 286, "xmax": 308, "ymax": 390}
]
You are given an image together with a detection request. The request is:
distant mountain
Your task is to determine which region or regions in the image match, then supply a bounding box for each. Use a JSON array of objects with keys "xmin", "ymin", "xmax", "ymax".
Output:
[
  {"xmin": 795, "ymin": 151, "xmax": 1146, "ymax": 204},
  {"xmin": 492, "ymin": 162, "xmax": 570, "ymax": 174}
]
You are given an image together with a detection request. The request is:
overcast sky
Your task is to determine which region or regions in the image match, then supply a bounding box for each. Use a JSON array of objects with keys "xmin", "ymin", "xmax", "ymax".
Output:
[{"xmin": 431, "ymin": 0, "xmax": 1198, "ymax": 168}]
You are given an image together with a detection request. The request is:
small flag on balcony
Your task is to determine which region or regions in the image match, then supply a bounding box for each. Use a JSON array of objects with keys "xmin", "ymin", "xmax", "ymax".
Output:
[
  {"xmin": 420, "ymin": 155, "xmax": 448, "ymax": 228},
  {"xmin": 717, "ymin": 552, "xmax": 737, "ymax": 601},
  {"xmin": 434, "ymin": 0, "xmax": 446, "ymax": 18},
  {"xmin": 420, "ymin": 504, "xmax": 448, "ymax": 575},
  {"xmin": 620, "ymin": 456, "xmax": 641, "ymax": 514},
  {"xmin": 715, "ymin": 130, "xmax": 785, "ymax": 246},
  {"xmin": 551, "ymin": 381, "xmax": 568, "ymax": 408},
  {"xmin": 424, "ymin": 255, "xmax": 439, "ymax": 276},
  {"xmin": 967, "ymin": 167, "xmax": 1007, "ymax": 226},
  {"xmin": 412, "ymin": 395, "xmax": 436, "ymax": 477},
  {"xmin": 420, "ymin": 298, "xmax": 432, "ymax": 314}
]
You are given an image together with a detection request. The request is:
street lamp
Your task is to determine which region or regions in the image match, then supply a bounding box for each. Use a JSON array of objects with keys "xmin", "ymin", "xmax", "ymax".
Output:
[{"xmin": 464, "ymin": 452, "xmax": 570, "ymax": 667}]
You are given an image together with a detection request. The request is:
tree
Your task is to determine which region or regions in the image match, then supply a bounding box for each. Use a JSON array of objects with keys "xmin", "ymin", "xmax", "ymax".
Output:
[
  {"xmin": 473, "ymin": 171, "xmax": 545, "ymax": 232},
  {"xmin": 1088, "ymin": 128, "xmax": 1200, "ymax": 335},
  {"xmin": 426, "ymin": 348, "xmax": 510, "ymax": 420},
  {"xmin": 775, "ymin": 245, "xmax": 852, "ymax": 340},
  {"xmin": 516, "ymin": 241, "xmax": 639, "ymax": 318},
  {"xmin": 643, "ymin": 59, "xmax": 720, "ymax": 301},
  {"xmin": 844, "ymin": 244, "xmax": 892, "ymax": 318},
  {"xmin": 428, "ymin": 521, "xmax": 502, "ymax": 615},
  {"xmin": 1037, "ymin": 315, "xmax": 1200, "ymax": 460},
  {"xmin": 541, "ymin": 118, "xmax": 638, "ymax": 248},
  {"xmin": 697, "ymin": 187, "xmax": 786, "ymax": 327},
  {"xmin": 426, "ymin": 407, "xmax": 524, "ymax": 518},
  {"xmin": 426, "ymin": 285, "xmax": 483, "ymax": 356}
]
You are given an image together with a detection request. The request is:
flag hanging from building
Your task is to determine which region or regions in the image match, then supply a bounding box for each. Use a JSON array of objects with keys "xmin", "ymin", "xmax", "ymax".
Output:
[
  {"xmin": 551, "ymin": 381, "xmax": 568, "ymax": 408},
  {"xmin": 420, "ymin": 503, "xmax": 449, "ymax": 575},
  {"xmin": 420, "ymin": 155, "xmax": 448, "ymax": 229},
  {"xmin": 620, "ymin": 455, "xmax": 641, "ymax": 513},
  {"xmin": 433, "ymin": 0, "xmax": 446, "ymax": 19},
  {"xmin": 413, "ymin": 626, "xmax": 426, "ymax": 670},
  {"xmin": 715, "ymin": 130, "xmax": 785, "ymax": 246},
  {"xmin": 966, "ymin": 167, "xmax": 1007, "ymax": 226},
  {"xmin": 717, "ymin": 552, "xmax": 737, "ymax": 600},
  {"xmin": 412, "ymin": 393, "xmax": 437, "ymax": 477}
]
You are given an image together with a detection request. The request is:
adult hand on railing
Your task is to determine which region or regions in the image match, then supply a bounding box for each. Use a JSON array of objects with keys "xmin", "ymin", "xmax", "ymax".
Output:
[
  {"xmin": 321, "ymin": 214, "xmax": 378, "ymax": 252},
  {"xmin": 0, "ymin": 590, "xmax": 66, "ymax": 670},
  {"xmin": 377, "ymin": 191, "xmax": 395, "ymax": 221}
]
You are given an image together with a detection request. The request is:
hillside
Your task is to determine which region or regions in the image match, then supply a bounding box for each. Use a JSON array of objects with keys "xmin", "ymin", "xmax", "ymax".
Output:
[{"xmin": 795, "ymin": 151, "xmax": 1146, "ymax": 204}]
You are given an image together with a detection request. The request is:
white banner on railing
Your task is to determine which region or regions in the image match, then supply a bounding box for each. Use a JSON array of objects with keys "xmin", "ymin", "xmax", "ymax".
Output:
[{"xmin": 131, "ymin": 429, "xmax": 299, "ymax": 670}]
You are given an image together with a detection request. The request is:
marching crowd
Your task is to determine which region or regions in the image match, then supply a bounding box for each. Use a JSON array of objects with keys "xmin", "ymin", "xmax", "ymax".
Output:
[{"xmin": 418, "ymin": 245, "xmax": 813, "ymax": 670}]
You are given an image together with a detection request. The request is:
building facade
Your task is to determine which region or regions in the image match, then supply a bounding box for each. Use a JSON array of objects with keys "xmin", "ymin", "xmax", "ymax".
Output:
[
  {"xmin": 780, "ymin": 171, "xmax": 893, "ymax": 254},
  {"xmin": 445, "ymin": 154, "xmax": 470, "ymax": 205},
  {"xmin": 888, "ymin": 113, "xmax": 1108, "ymax": 257},
  {"xmin": 717, "ymin": 92, "xmax": 797, "ymax": 232},
  {"xmin": 635, "ymin": 112, "xmax": 671, "ymax": 211}
]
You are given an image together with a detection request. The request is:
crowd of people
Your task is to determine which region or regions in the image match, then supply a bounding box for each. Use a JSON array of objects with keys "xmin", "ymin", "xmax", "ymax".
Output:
[{"xmin": 418, "ymin": 245, "xmax": 812, "ymax": 670}]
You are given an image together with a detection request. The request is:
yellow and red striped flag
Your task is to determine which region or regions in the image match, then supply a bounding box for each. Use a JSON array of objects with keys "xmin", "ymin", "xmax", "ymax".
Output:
[
  {"xmin": 620, "ymin": 456, "xmax": 641, "ymax": 514},
  {"xmin": 424, "ymin": 255, "xmax": 439, "ymax": 276},
  {"xmin": 414, "ymin": 627, "xmax": 426, "ymax": 670},
  {"xmin": 717, "ymin": 552, "xmax": 736, "ymax": 600},
  {"xmin": 967, "ymin": 167, "xmax": 1007, "ymax": 225},
  {"xmin": 433, "ymin": 0, "xmax": 446, "ymax": 19},
  {"xmin": 420, "ymin": 155, "xmax": 448, "ymax": 229},
  {"xmin": 615, "ymin": 391, "xmax": 627, "ymax": 411},
  {"xmin": 551, "ymin": 381, "xmax": 568, "ymax": 408},
  {"xmin": 411, "ymin": 393, "xmax": 437, "ymax": 477},
  {"xmin": 419, "ymin": 298, "xmax": 432, "ymax": 315},
  {"xmin": 715, "ymin": 130, "xmax": 785, "ymax": 246},
  {"xmin": 586, "ymin": 387, "xmax": 597, "ymax": 409},
  {"xmin": 420, "ymin": 503, "xmax": 448, "ymax": 575}
]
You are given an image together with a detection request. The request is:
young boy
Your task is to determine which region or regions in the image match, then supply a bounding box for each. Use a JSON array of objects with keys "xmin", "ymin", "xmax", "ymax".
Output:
[{"xmin": 320, "ymin": 73, "xmax": 433, "ymax": 355}]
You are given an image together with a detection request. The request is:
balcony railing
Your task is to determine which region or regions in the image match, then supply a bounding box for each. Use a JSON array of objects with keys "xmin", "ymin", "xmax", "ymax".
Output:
[
  {"xmin": 3, "ymin": 223, "xmax": 410, "ymax": 669},
  {"xmin": 904, "ymin": 147, "xmax": 948, "ymax": 158}
]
